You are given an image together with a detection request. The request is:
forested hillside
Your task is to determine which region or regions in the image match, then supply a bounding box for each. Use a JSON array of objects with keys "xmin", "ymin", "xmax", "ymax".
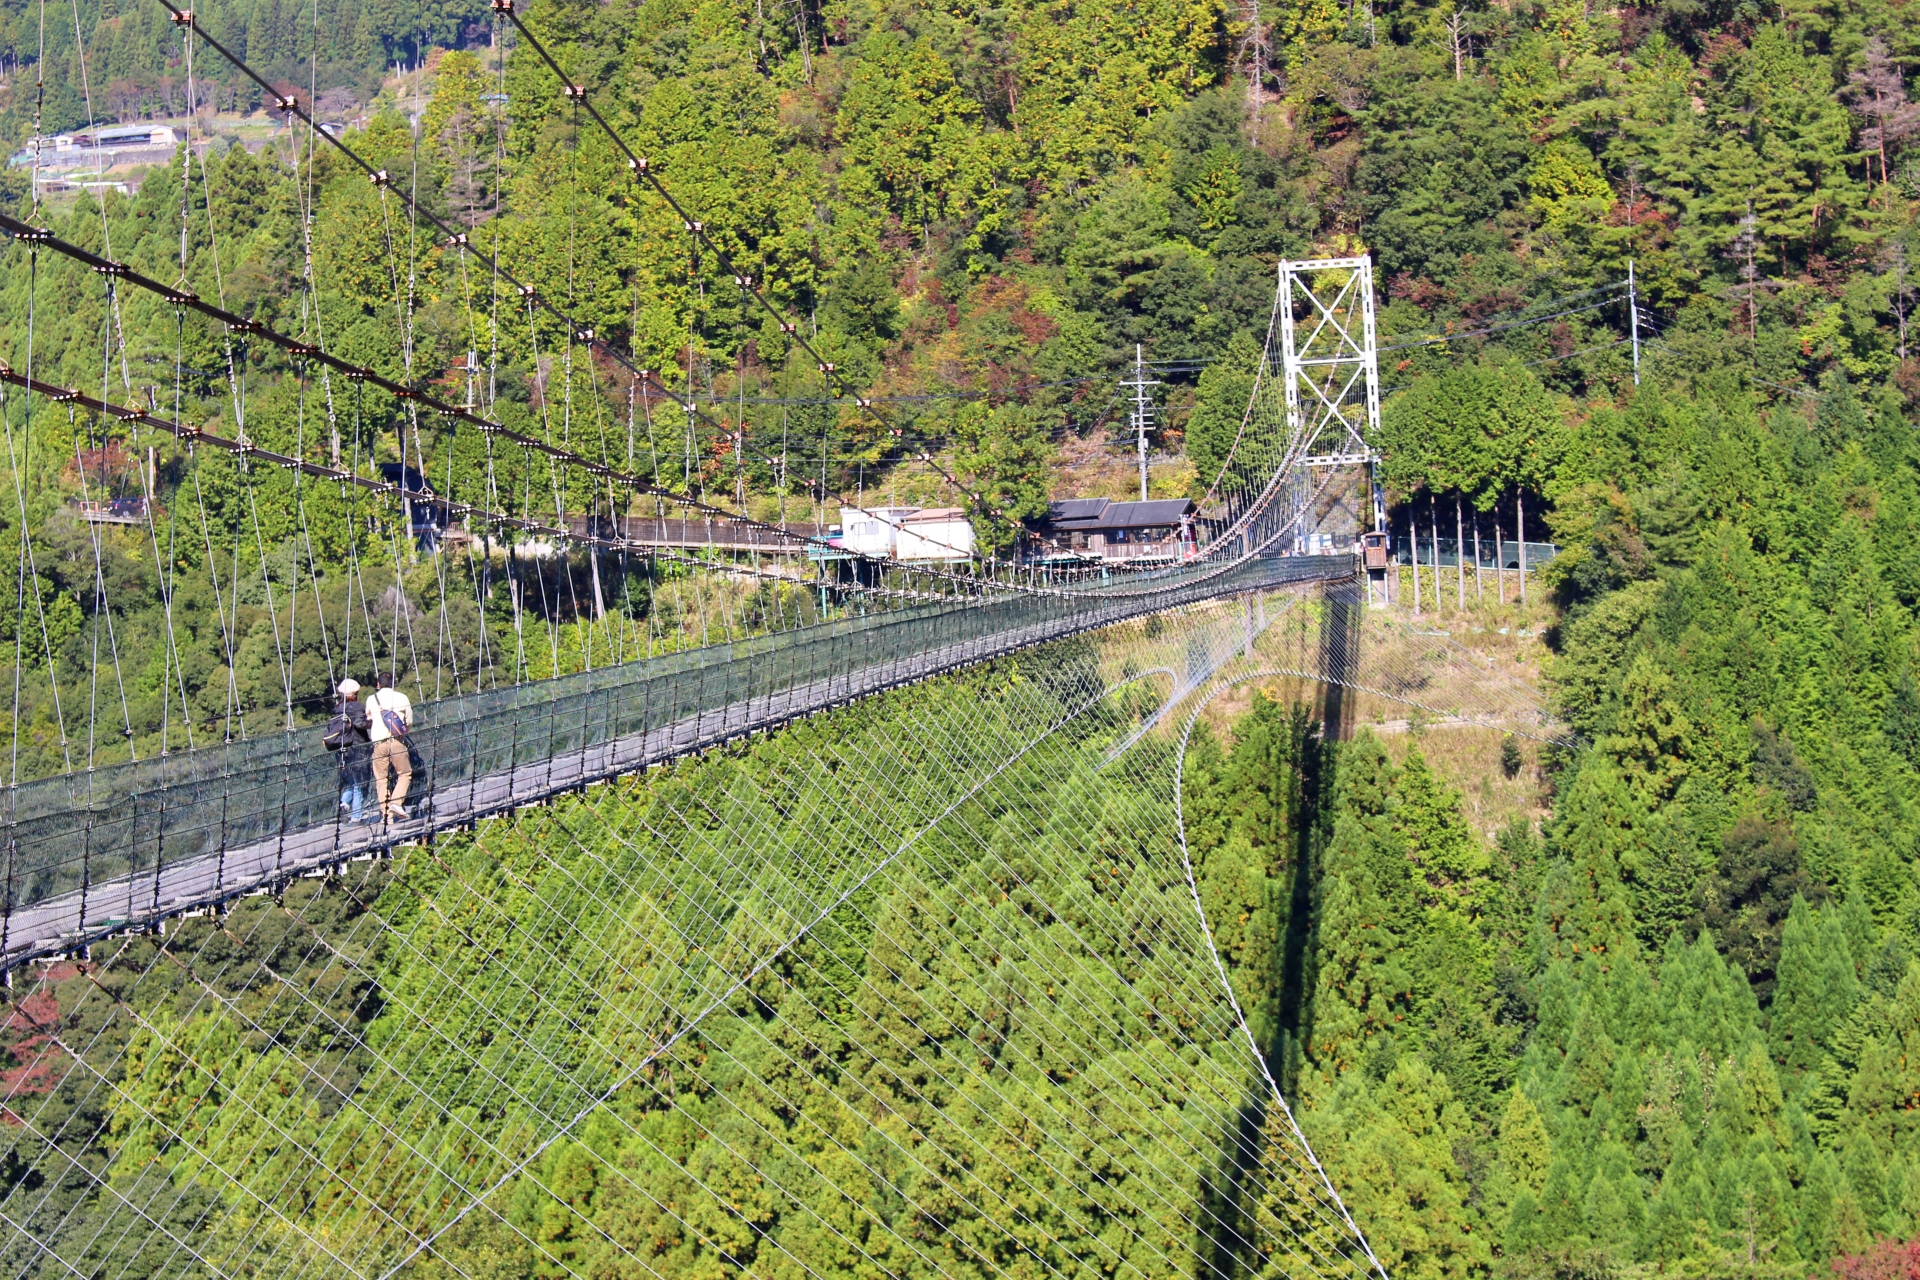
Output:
[
  {"xmin": 3, "ymin": 0, "xmax": 1916, "ymax": 757},
  {"xmin": 4, "ymin": 0, "xmax": 1920, "ymax": 1273}
]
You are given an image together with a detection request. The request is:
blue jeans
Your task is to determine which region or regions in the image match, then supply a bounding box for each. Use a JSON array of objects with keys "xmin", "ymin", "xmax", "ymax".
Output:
[{"xmin": 340, "ymin": 778, "xmax": 367, "ymax": 823}]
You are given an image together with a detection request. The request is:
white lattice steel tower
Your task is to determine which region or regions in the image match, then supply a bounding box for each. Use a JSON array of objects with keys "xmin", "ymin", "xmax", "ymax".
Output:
[{"xmin": 1277, "ymin": 256, "xmax": 1386, "ymax": 531}]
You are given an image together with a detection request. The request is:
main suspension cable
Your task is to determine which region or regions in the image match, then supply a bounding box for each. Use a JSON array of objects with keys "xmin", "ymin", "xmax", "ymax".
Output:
[
  {"xmin": 0, "ymin": 211, "xmax": 999, "ymax": 589},
  {"xmin": 138, "ymin": 0, "xmax": 877, "ymax": 545}
]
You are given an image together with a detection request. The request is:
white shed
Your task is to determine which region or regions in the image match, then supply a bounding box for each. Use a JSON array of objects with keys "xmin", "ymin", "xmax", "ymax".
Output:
[
  {"xmin": 837, "ymin": 506, "xmax": 975, "ymax": 561},
  {"xmin": 837, "ymin": 506, "xmax": 916, "ymax": 557},
  {"xmin": 896, "ymin": 508, "xmax": 974, "ymax": 561}
]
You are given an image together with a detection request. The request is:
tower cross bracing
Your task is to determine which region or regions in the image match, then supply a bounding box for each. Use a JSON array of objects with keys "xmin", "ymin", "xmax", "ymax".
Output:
[{"xmin": 1277, "ymin": 257, "xmax": 1382, "ymax": 473}]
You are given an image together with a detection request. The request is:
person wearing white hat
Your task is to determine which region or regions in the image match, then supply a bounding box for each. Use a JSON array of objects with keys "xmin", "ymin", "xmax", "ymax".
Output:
[{"xmin": 324, "ymin": 678, "xmax": 374, "ymax": 823}]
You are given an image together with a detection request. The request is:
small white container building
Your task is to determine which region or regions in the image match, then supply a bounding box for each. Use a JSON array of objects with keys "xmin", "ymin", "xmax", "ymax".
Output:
[
  {"xmin": 896, "ymin": 508, "xmax": 974, "ymax": 561},
  {"xmin": 838, "ymin": 506, "xmax": 916, "ymax": 557},
  {"xmin": 838, "ymin": 506, "xmax": 975, "ymax": 561}
]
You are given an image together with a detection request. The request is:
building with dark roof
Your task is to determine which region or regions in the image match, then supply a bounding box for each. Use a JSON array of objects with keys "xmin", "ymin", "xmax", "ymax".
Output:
[{"xmin": 1033, "ymin": 497, "xmax": 1197, "ymax": 563}]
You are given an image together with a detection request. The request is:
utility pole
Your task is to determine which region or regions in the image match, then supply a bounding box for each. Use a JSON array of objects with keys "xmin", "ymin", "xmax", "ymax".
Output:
[
  {"xmin": 1122, "ymin": 344, "xmax": 1158, "ymax": 501},
  {"xmin": 1628, "ymin": 259, "xmax": 1641, "ymax": 387}
]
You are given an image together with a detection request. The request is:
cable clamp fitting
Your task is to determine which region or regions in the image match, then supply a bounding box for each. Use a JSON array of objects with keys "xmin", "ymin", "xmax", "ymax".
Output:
[
  {"xmin": 520, "ymin": 285, "xmax": 537, "ymax": 300},
  {"xmin": 275, "ymin": 94, "xmax": 297, "ymax": 112},
  {"xmin": 685, "ymin": 220, "xmax": 703, "ymax": 233},
  {"xmin": 628, "ymin": 156, "xmax": 648, "ymax": 173},
  {"xmin": 446, "ymin": 232, "xmax": 469, "ymax": 248},
  {"xmin": 169, "ymin": 8, "xmax": 193, "ymax": 22},
  {"xmin": 490, "ymin": 0, "xmax": 513, "ymax": 11},
  {"xmin": 733, "ymin": 274, "xmax": 752, "ymax": 288},
  {"xmin": 563, "ymin": 84, "xmax": 586, "ymax": 101},
  {"xmin": 576, "ymin": 328, "xmax": 594, "ymax": 342},
  {"xmin": 369, "ymin": 170, "xmax": 392, "ymax": 186},
  {"xmin": 779, "ymin": 322, "xmax": 797, "ymax": 334},
  {"xmin": 818, "ymin": 362, "xmax": 835, "ymax": 374}
]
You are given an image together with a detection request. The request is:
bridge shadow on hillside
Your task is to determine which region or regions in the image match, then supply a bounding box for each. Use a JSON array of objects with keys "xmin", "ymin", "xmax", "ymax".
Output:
[
  {"xmin": 1196, "ymin": 579, "xmax": 1363, "ymax": 1278},
  {"xmin": 1197, "ymin": 1090, "xmax": 1266, "ymax": 1280},
  {"xmin": 1317, "ymin": 578, "xmax": 1362, "ymax": 744}
]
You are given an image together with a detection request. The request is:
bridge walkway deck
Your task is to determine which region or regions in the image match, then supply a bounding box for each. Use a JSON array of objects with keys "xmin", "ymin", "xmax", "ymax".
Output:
[{"xmin": 1, "ymin": 556, "xmax": 1354, "ymax": 969}]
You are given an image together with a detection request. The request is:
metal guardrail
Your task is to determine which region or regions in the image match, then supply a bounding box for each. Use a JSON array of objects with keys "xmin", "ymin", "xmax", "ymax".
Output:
[{"xmin": 1392, "ymin": 535, "xmax": 1559, "ymax": 570}]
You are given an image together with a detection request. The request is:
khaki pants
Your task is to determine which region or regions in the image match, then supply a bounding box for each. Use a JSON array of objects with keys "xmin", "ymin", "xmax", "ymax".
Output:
[{"xmin": 373, "ymin": 737, "xmax": 413, "ymax": 815}]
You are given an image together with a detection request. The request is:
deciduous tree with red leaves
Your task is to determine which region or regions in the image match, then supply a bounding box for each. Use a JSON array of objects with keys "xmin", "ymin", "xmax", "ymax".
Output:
[{"xmin": 1834, "ymin": 1238, "xmax": 1920, "ymax": 1280}]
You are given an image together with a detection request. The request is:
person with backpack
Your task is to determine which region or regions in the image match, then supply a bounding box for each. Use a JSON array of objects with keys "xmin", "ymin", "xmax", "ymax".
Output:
[
  {"xmin": 367, "ymin": 672, "xmax": 416, "ymax": 822},
  {"xmin": 324, "ymin": 679, "xmax": 374, "ymax": 824}
]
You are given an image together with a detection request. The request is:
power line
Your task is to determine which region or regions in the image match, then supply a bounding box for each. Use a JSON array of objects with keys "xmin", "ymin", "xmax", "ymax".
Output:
[
  {"xmin": 1378, "ymin": 285, "xmax": 1629, "ymax": 352},
  {"xmin": 1521, "ymin": 336, "xmax": 1632, "ymax": 368}
]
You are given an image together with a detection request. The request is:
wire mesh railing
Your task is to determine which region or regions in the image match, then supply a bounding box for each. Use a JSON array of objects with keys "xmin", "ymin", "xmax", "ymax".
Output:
[
  {"xmin": 0, "ymin": 555, "xmax": 1358, "ymax": 968},
  {"xmin": 0, "ymin": 585, "xmax": 1406, "ymax": 1280}
]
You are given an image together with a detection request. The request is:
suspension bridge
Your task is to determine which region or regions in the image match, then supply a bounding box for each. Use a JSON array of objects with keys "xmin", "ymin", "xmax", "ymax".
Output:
[
  {"xmin": 2, "ymin": 553, "xmax": 1359, "ymax": 968},
  {"xmin": 0, "ymin": 7, "xmax": 1578, "ymax": 1277}
]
